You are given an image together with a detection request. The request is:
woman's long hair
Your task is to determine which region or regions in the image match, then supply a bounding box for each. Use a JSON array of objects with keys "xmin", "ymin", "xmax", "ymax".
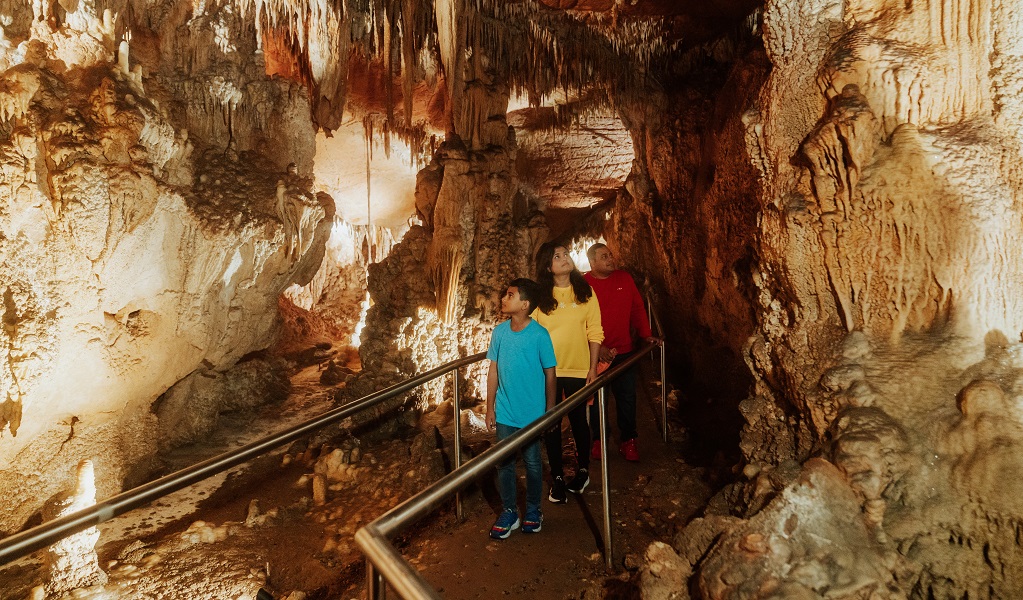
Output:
[{"xmin": 534, "ymin": 241, "xmax": 593, "ymax": 315}]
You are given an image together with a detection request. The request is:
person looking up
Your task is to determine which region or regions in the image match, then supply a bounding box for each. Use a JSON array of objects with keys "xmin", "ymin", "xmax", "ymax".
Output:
[
  {"xmin": 584, "ymin": 243, "xmax": 661, "ymax": 462},
  {"xmin": 533, "ymin": 242, "xmax": 603, "ymax": 503},
  {"xmin": 485, "ymin": 278, "xmax": 557, "ymax": 539}
]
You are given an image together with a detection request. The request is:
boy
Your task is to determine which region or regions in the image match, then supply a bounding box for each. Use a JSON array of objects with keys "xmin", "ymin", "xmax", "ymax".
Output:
[{"xmin": 485, "ymin": 278, "xmax": 557, "ymax": 539}]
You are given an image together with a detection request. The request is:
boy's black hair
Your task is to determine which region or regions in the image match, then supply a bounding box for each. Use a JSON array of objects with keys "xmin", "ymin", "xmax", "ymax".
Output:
[
  {"xmin": 534, "ymin": 241, "xmax": 592, "ymax": 314},
  {"xmin": 509, "ymin": 278, "xmax": 541, "ymax": 313}
]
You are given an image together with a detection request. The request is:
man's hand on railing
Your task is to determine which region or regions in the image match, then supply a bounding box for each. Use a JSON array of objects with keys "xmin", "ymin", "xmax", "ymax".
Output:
[{"xmin": 643, "ymin": 336, "xmax": 663, "ymax": 347}]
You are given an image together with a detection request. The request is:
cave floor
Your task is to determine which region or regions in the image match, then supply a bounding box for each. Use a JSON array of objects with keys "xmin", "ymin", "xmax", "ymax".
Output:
[
  {"xmin": 1, "ymin": 357, "xmax": 711, "ymax": 600},
  {"xmin": 401, "ymin": 375, "xmax": 712, "ymax": 600}
]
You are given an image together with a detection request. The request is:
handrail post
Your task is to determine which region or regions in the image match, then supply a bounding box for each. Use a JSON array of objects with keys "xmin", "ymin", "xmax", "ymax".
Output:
[
  {"xmin": 598, "ymin": 387, "xmax": 613, "ymax": 570},
  {"xmin": 452, "ymin": 369, "xmax": 463, "ymax": 522},
  {"xmin": 647, "ymin": 294, "xmax": 656, "ymax": 361},
  {"xmin": 660, "ymin": 342, "xmax": 668, "ymax": 443},
  {"xmin": 645, "ymin": 291, "xmax": 669, "ymax": 444},
  {"xmin": 367, "ymin": 559, "xmax": 386, "ymax": 600},
  {"xmin": 647, "ymin": 295, "xmax": 654, "ymax": 334}
]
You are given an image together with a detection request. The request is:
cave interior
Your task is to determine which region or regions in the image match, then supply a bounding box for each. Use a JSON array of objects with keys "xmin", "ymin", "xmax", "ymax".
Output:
[{"xmin": 3, "ymin": 0, "xmax": 1023, "ymax": 598}]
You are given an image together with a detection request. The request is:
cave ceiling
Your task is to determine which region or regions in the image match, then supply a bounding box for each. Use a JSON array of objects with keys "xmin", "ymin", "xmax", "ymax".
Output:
[
  {"xmin": 245, "ymin": 0, "xmax": 762, "ymax": 227},
  {"xmin": 0, "ymin": 0, "xmax": 763, "ymax": 212}
]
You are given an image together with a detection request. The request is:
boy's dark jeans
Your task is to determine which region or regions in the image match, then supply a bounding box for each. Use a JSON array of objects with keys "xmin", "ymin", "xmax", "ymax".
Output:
[
  {"xmin": 496, "ymin": 423, "xmax": 543, "ymax": 515},
  {"xmin": 589, "ymin": 352, "xmax": 638, "ymax": 442},
  {"xmin": 544, "ymin": 376, "xmax": 591, "ymax": 477}
]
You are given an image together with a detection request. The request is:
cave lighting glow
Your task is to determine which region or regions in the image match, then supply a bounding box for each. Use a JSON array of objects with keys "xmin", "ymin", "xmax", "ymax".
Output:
[
  {"xmin": 350, "ymin": 291, "xmax": 371, "ymax": 347},
  {"xmin": 569, "ymin": 236, "xmax": 605, "ymax": 272},
  {"xmin": 313, "ymin": 122, "xmax": 420, "ymax": 232}
]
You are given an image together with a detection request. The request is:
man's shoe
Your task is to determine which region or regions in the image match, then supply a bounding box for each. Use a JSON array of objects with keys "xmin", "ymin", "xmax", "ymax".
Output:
[
  {"xmin": 548, "ymin": 476, "xmax": 567, "ymax": 504},
  {"xmin": 590, "ymin": 440, "xmax": 602, "ymax": 460},
  {"xmin": 490, "ymin": 509, "xmax": 520, "ymax": 539},
  {"xmin": 522, "ymin": 508, "xmax": 543, "ymax": 533},
  {"xmin": 620, "ymin": 438, "xmax": 639, "ymax": 462},
  {"xmin": 567, "ymin": 468, "xmax": 589, "ymax": 494}
]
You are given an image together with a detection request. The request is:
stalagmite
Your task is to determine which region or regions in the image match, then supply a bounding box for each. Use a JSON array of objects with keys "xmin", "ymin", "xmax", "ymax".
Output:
[
  {"xmin": 43, "ymin": 460, "xmax": 107, "ymax": 594},
  {"xmin": 312, "ymin": 473, "xmax": 327, "ymax": 505},
  {"xmin": 117, "ymin": 39, "xmax": 129, "ymax": 75}
]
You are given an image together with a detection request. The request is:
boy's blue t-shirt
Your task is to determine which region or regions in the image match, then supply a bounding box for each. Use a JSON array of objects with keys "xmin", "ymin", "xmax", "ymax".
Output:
[{"xmin": 487, "ymin": 319, "xmax": 557, "ymax": 428}]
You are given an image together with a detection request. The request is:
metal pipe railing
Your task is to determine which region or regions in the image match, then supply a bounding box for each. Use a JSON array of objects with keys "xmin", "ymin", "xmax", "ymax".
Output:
[
  {"xmin": 645, "ymin": 291, "xmax": 669, "ymax": 443},
  {"xmin": 596, "ymin": 387, "xmax": 613, "ymax": 569},
  {"xmin": 355, "ymin": 340, "xmax": 664, "ymax": 599},
  {"xmin": 452, "ymin": 371, "xmax": 464, "ymax": 522},
  {"xmin": 0, "ymin": 351, "xmax": 486, "ymax": 565}
]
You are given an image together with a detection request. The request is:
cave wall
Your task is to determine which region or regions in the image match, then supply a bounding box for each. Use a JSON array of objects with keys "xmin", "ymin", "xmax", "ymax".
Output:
[
  {"xmin": 600, "ymin": 43, "xmax": 770, "ymax": 458},
  {"xmin": 0, "ymin": 0, "xmax": 331, "ymax": 532},
  {"xmin": 741, "ymin": 0, "xmax": 1023, "ymax": 462},
  {"xmin": 604, "ymin": 0, "xmax": 1023, "ymax": 462},
  {"xmin": 607, "ymin": 1, "xmax": 1023, "ymax": 597}
]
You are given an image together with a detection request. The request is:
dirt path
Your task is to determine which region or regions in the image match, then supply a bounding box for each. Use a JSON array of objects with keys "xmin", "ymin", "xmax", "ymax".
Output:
[{"xmin": 400, "ymin": 360, "xmax": 713, "ymax": 599}]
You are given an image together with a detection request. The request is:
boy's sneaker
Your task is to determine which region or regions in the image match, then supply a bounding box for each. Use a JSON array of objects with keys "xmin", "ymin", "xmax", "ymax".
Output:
[
  {"xmin": 620, "ymin": 438, "xmax": 639, "ymax": 462},
  {"xmin": 548, "ymin": 476, "xmax": 567, "ymax": 504},
  {"xmin": 567, "ymin": 468, "xmax": 589, "ymax": 494},
  {"xmin": 490, "ymin": 509, "xmax": 520, "ymax": 539},
  {"xmin": 522, "ymin": 508, "xmax": 543, "ymax": 533},
  {"xmin": 590, "ymin": 440, "xmax": 602, "ymax": 460}
]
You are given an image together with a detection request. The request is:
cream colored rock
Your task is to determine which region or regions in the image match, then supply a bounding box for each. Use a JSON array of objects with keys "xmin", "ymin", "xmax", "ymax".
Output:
[
  {"xmin": 43, "ymin": 460, "xmax": 107, "ymax": 595},
  {"xmin": 311, "ymin": 473, "xmax": 327, "ymax": 505},
  {"xmin": 0, "ymin": 64, "xmax": 330, "ymax": 531},
  {"xmin": 696, "ymin": 460, "xmax": 899, "ymax": 599}
]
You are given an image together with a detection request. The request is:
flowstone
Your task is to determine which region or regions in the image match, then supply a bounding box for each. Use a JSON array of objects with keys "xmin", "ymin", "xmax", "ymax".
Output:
[{"xmin": 43, "ymin": 460, "xmax": 107, "ymax": 595}]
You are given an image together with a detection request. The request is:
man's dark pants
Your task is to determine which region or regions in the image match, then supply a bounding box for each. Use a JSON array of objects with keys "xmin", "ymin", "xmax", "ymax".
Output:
[{"xmin": 589, "ymin": 351, "xmax": 638, "ymax": 443}]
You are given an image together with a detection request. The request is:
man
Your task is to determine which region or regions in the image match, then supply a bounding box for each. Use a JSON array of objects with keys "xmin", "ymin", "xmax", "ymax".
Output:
[{"xmin": 584, "ymin": 243, "xmax": 660, "ymax": 461}]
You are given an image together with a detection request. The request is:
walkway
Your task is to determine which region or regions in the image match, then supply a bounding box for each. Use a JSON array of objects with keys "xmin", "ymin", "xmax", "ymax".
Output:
[
  {"xmin": 0, "ymin": 359, "xmax": 713, "ymax": 600},
  {"xmin": 399, "ymin": 359, "xmax": 712, "ymax": 599}
]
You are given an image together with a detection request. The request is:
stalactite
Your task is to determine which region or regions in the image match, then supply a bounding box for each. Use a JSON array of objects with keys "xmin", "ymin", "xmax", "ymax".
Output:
[
  {"xmin": 428, "ymin": 231, "xmax": 464, "ymax": 325},
  {"xmin": 382, "ymin": 0, "xmax": 393, "ymax": 128},
  {"xmin": 401, "ymin": 0, "xmax": 416, "ymax": 128},
  {"xmin": 363, "ymin": 113, "xmax": 373, "ymax": 263},
  {"xmin": 435, "ymin": 0, "xmax": 463, "ymax": 136},
  {"xmin": 157, "ymin": 0, "xmax": 694, "ymax": 141}
]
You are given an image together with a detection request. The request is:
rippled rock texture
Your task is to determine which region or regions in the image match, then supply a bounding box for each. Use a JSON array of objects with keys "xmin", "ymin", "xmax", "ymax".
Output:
[
  {"xmin": 0, "ymin": 1, "xmax": 330, "ymax": 531},
  {"xmin": 604, "ymin": 1, "xmax": 1023, "ymax": 598}
]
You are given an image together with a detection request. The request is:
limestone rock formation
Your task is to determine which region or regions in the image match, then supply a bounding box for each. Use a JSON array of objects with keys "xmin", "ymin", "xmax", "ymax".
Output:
[
  {"xmin": 155, "ymin": 357, "xmax": 291, "ymax": 450},
  {"xmin": 573, "ymin": 1, "xmax": 1023, "ymax": 597},
  {"xmin": 698, "ymin": 460, "xmax": 903, "ymax": 599},
  {"xmin": 42, "ymin": 460, "xmax": 107, "ymax": 594},
  {"xmin": 0, "ymin": 0, "xmax": 331, "ymax": 532},
  {"xmin": 8, "ymin": 0, "xmax": 1023, "ymax": 597},
  {"xmin": 638, "ymin": 540, "xmax": 692, "ymax": 600}
]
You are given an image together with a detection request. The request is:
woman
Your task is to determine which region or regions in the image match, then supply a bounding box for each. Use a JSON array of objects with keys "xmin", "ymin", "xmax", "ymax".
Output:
[{"xmin": 532, "ymin": 241, "xmax": 603, "ymax": 503}]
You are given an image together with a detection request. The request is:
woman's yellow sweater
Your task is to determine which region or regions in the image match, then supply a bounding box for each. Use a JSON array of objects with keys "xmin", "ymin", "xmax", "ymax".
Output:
[{"xmin": 533, "ymin": 285, "xmax": 604, "ymax": 378}]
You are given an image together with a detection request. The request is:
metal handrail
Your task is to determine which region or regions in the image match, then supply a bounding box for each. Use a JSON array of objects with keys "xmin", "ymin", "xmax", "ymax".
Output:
[
  {"xmin": 0, "ymin": 351, "xmax": 487, "ymax": 565},
  {"xmin": 355, "ymin": 340, "xmax": 664, "ymax": 599},
  {"xmin": 645, "ymin": 292, "xmax": 669, "ymax": 442}
]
